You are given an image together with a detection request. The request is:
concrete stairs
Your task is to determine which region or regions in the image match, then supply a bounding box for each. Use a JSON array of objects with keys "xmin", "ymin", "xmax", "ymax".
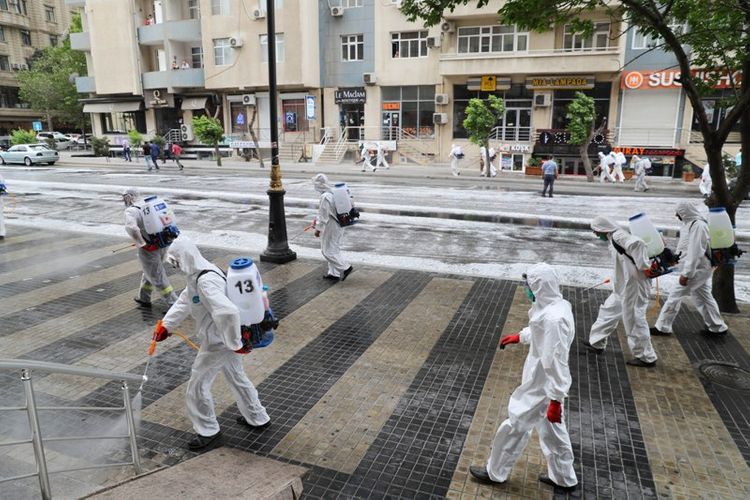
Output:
[{"xmin": 397, "ymin": 139, "xmax": 436, "ymax": 166}]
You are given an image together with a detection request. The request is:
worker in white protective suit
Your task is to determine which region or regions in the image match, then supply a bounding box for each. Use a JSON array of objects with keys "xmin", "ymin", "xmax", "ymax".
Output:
[
  {"xmin": 373, "ymin": 143, "xmax": 390, "ymax": 171},
  {"xmin": 469, "ymin": 263, "xmax": 577, "ymax": 492},
  {"xmin": 154, "ymin": 238, "xmax": 271, "ymax": 450},
  {"xmin": 0, "ymin": 173, "xmax": 6, "ymax": 239},
  {"xmin": 651, "ymin": 202, "xmax": 729, "ymax": 336},
  {"xmin": 122, "ymin": 188, "xmax": 178, "ymax": 308},
  {"xmin": 356, "ymin": 142, "xmax": 373, "ymax": 172},
  {"xmin": 610, "ymin": 151, "xmax": 626, "ymax": 182},
  {"xmin": 699, "ymin": 164, "xmax": 712, "ymax": 198},
  {"xmin": 488, "ymin": 147, "xmax": 499, "ymax": 176},
  {"xmin": 313, "ymin": 173, "xmax": 353, "ymax": 281},
  {"xmin": 632, "ymin": 156, "xmax": 650, "ymax": 192},
  {"xmin": 584, "ymin": 216, "xmax": 658, "ymax": 367},
  {"xmin": 598, "ymin": 152, "xmax": 614, "ymax": 183},
  {"xmin": 449, "ymin": 144, "xmax": 464, "ymax": 176},
  {"xmin": 479, "ymin": 146, "xmax": 498, "ymax": 177}
]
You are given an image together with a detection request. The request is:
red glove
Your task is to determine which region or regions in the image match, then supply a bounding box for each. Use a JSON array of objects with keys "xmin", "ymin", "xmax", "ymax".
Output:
[
  {"xmin": 644, "ymin": 261, "xmax": 659, "ymax": 279},
  {"xmin": 234, "ymin": 326, "xmax": 252, "ymax": 354},
  {"xmin": 152, "ymin": 320, "xmax": 170, "ymax": 342},
  {"xmin": 142, "ymin": 242, "xmax": 159, "ymax": 252},
  {"xmin": 499, "ymin": 334, "xmax": 520, "ymax": 350},
  {"xmin": 546, "ymin": 400, "xmax": 562, "ymax": 423}
]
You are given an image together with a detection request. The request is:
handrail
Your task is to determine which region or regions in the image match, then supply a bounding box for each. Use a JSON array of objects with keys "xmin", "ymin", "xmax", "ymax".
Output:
[{"xmin": 0, "ymin": 359, "xmax": 145, "ymax": 384}]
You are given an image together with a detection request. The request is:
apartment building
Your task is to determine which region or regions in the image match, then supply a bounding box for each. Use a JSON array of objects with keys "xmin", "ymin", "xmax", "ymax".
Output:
[{"xmin": 0, "ymin": 0, "xmax": 73, "ymax": 134}]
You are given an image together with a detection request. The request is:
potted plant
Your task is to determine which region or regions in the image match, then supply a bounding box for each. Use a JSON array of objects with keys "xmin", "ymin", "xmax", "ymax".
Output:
[
  {"xmin": 682, "ymin": 163, "xmax": 696, "ymax": 182},
  {"xmin": 525, "ymin": 156, "xmax": 543, "ymax": 176}
]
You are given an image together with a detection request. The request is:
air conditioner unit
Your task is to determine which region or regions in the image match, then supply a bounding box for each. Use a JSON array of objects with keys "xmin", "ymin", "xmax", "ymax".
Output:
[
  {"xmin": 435, "ymin": 94, "xmax": 449, "ymax": 105},
  {"xmin": 241, "ymin": 94, "xmax": 255, "ymax": 106},
  {"xmin": 252, "ymin": 8, "xmax": 265, "ymax": 20},
  {"xmin": 433, "ymin": 112, "xmax": 448, "ymax": 125},
  {"xmin": 426, "ymin": 36, "xmax": 441, "ymax": 49},
  {"xmin": 331, "ymin": 6, "xmax": 344, "ymax": 16},
  {"xmin": 229, "ymin": 37, "xmax": 243, "ymax": 48},
  {"xmin": 180, "ymin": 123, "xmax": 194, "ymax": 141},
  {"xmin": 534, "ymin": 93, "xmax": 551, "ymax": 107},
  {"xmin": 363, "ymin": 72, "xmax": 376, "ymax": 85},
  {"xmin": 19, "ymin": 64, "xmax": 28, "ymax": 70},
  {"xmin": 440, "ymin": 21, "xmax": 455, "ymax": 34}
]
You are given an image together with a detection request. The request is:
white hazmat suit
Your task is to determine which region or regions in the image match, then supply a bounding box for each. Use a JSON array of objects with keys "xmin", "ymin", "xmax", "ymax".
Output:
[
  {"xmin": 374, "ymin": 143, "xmax": 390, "ymax": 171},
  {"xmin": 0, "ymin": 174, "xmax": 6, "ymax": 239},
  {"xmin": 598, "ymin": 152, "xmax": 614, "ymax": 183},
  {"xmin": 479, "ymin": 146, "xmax": 497, "ymax": 177},
  {"xmin": 313, "ymin": 174, "xmax": 352, "ymax": 280},
  {"xmin": 611, "ymin": 152, "xmax": 626, "ymax": 182},
  {"xmin": 588, "ymin": 216, "xmax": 657, "ymax": 365},
  {"xmin": 484, "ymin": 263, "xmax": 577, "ymax": 488},
  {"xmin": 633, "ymin": 156, "xmax": 650, "ymax": 192},
  {"xmin": 162, "ymin": 238, "xmax": 270, "ymax": 440},
  {"xmin": 449, "ymin": 144, "xmax": 463, "ymax": 176},
  {"xmin": 699, "ymin": 164, "xmax": 712, "ymax": 198},
  {"xmin": 122, "ymin": 188, "xmax": 178, "ymax": 306},
  {"xmin": 654, "ymin": 202, "xmax": 728, "ymax": 334}
]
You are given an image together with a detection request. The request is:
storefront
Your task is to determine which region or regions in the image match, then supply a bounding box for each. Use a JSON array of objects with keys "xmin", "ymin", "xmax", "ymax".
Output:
[
  {"xmin": 381, "ymin": 85, "xmax": 435, "ymax": 139},
  {"xmin": 619, "ymin": 70, "xmax": 685, "ymax": 147},
  {"xmin": 493, "ymin": 142, "xmax": 531, "ymax": 171},
  {"xmin": 612, "ymin": 146, "xmax": 686, "ymax": 177},
  {"xmin": 452, "ymin": 80, "xmax": 532, "ymax": 142},
  {"xmin": 335, "ymin": 87, "xmax": 366, "ymax": 141}
]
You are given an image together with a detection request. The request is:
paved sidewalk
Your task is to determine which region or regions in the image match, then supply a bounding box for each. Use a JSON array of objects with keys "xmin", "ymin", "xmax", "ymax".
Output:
[{"xmin": 1, "ymin": 228, "xmax": 749, "ymax": 499}]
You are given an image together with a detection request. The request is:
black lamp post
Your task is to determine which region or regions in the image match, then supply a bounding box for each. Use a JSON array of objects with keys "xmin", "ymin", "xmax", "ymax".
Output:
[{"xmin": 260, "ymin": 0, "xmax": 296, "ymax": 264}]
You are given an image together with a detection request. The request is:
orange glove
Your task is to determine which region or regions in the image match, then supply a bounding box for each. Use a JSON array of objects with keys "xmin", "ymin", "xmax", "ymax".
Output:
[
  {"xmin": 152, "ymin": 320, "xmax": 170, "ymax": 342},
  {"xmin": 546, "ymin": 400, "xmax": 562, "ymax": 423},
  {"xmin": 499, "ymin": 334, "xmax": 520, "ymax": 350},
  {"xmin": 142, "ymin": 242, "xmax": 159, "ymax": 252}
]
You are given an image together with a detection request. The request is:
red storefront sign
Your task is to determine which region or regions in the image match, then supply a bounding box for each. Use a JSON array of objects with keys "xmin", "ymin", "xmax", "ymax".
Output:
[
  {"xmin": 613, "ymin": 146, "xmax": 684, "ymax": 157},
  {"xmin": 621, "ymin": 69, "xmax": 742, "ymax": 90}
]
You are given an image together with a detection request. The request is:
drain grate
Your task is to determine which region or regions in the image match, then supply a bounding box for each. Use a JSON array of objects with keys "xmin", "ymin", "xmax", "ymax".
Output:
[{"xmin": 699, "ymin": 362, "xmax": 750, "ymax": 391}]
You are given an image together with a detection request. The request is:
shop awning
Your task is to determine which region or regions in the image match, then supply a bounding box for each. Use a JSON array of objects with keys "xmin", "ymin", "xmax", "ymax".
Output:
[
  {"xmin": 83, "ymin": 101, "xmax": 143, "ymax": 113},
  {"xmin": 181, "ymin": 97, "xmax": 208, "ymax": 110}
]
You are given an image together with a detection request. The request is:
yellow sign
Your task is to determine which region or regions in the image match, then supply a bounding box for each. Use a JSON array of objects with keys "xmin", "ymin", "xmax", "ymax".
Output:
[{"xmin": 480, "ymin": 75, "xmax": 497, "ymax": 91}]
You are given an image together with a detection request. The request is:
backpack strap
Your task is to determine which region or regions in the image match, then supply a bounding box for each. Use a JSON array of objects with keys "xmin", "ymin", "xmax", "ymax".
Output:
[
  {"xmin": 196, "ymin": 268, "xmax": 226, "ymax": 285},
  {"xmin": 611, "ymin": 240, "xmax": 636, "ymax": 266}
]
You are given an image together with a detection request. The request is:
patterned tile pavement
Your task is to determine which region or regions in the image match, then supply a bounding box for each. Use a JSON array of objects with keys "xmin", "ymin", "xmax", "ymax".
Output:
[{"xmin": 1, "ymin": 227, "xmax": 750, "ymax": 499}]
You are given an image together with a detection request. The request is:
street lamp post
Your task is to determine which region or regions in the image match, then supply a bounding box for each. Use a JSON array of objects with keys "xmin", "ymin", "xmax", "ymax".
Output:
[{"xmin": 260, "ymin": 0, "xmax": 296, "ymax": 264}]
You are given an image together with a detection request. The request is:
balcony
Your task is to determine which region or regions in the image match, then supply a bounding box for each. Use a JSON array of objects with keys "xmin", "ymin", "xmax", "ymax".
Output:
[
  {"xmin": 137, "ymin": 19, "xmax": 201, "ymax": 46},
  {"xmin": 0, "ymin": 10, "xmax": 31, "ymax": 29},
  {"xmin": 442, "ymin": 4, "xmax": 503, "ymax": 19},
  {"xmin": 75, "ymin": 76, "xmax": 96, "ymax": 93},
  {"xmin": 65, "ymin": 0, "xmax": 85, "ymax": 6},
  {"xmin": 142, "ymin": 68, "xmax": 204, "ymax": 89},
  {"xmin": 439, "ymin": 47, "xmax": 621, "ymax": 76},
  {"xmin": 70, "ymin": 32, "xmax": 90, "ymax": 51}
]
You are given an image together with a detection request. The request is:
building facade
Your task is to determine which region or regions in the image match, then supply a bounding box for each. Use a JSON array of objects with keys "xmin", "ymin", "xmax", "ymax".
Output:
[{"xmin": 0, "ymin": 0, "xmax": 73, "ymax": 135}]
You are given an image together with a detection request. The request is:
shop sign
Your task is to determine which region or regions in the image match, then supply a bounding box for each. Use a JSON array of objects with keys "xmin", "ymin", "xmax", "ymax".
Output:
[
  {"xmin": 613, "ymin": 146, "xmax": 685, "ymax": 157},
  {"xmin": 481, "ymin": 75, "xmax": 497, "ymax": 91},
  {"xmin": 382, "ymin": 102, "xmax": 400, "ymax": 110},
  {"xmin": 496, "ymin": 143, "xmax": 531, "ymax": 153},
  {"xmin": 334, "ymin": 87, "xmax": 366, "ymax": 104},
  {"xmin": 305, "ymin": 95, "xmax": 316, "ymax": 120},
  {"xmin": 621, "ymin": 69, "xmax": 743, "ymax": 90},
  {"xmin": 467, "ymin": 77, "xmax": 511, "ymax": 91},
  {"xmin": 525, "ymin": 76, "xmax": 595, "ymax": 90}
]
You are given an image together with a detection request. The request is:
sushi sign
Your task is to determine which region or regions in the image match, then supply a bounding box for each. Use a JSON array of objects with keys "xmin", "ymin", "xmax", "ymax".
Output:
[{"xmin": 621, "ymin": 69, "xmax": 742, "ymax": 90}]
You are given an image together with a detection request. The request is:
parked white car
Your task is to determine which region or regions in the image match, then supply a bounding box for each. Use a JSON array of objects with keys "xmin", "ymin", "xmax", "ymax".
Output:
[
  {"xmin": 36, "ymin": 131, "xmax": 72, "ymax": 150},
  {"xmin": 0, "ymin": 143, "xmax": 59, "ymax": 166}
]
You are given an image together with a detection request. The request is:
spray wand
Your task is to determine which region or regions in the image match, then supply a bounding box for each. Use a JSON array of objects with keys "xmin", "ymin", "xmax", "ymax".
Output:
[
  {"xmin": 112, "ymin": 243, "xmax": 137, "ymax": 253},
  {"xmin": 583, "ymin": 278, "xmax": 611, "ymax": 291},
  {"xmin": 140, "ymin": 320, "xmax": 200, "ymax": 393},
  {"xmin": 289, "ymin": 220, "xmax": 316, "ymax": 242}
]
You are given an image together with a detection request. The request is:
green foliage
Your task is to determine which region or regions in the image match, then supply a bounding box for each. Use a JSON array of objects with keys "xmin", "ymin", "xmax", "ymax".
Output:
[
  {"xmin": 151, "ymin": 135, "xmax": 166, "ymax": 149},
  {"xmin": 127, "ymin": 130, "xmax": 143, "ymax": 150},
  {"xmin": 192, "ymin": 115, "xmax": 224, "ymax": 146},
  {"xmin": 566, "ymin": 92, "xmax": 596, "ymax": 146},
  {"xmin": 10, "ymin": 129, "xmax": 37, "ymax": 145},
  {"xmin": 43, "ymin": 137, "xmax": 57, "ymax": 150},
  {"xmin": 723, "ymin": 153, "xmax": 737, "ymax": 179},
  {"xmin": 462, "ymin": 95, "xmax": 505, "ymax": 148},
  {"xmin": 91, "ymin": 136, "xmax": 110, "ymax": 157},
  {"xmin": 527, "ymin": 157, "xmax": 542, "ymax": 168}
]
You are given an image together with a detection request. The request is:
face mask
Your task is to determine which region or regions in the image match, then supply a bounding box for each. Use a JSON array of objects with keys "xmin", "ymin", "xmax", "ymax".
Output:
[
  {"xmin": 525, "ymin": 286, "xmax": 536, "ymax": 303},
  {"xmin": 676, "ymin": 214, "xmax": 682, "ymax": 222},
  {"xmin": 597, "ymin": 233, "xmax": 609, "ymax": 241}
]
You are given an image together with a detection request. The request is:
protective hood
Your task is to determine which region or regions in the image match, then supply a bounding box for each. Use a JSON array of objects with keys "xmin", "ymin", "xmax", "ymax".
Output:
[
  {"xmin": 676, "ymin": 201, "xmax": 707, "ymax": 224},
  {"xmin": 598, "ymin": 152, "xmax": 605, "ymax": 160},
  {"xmin": 591, "ymin": 216, "xmax": 620, "ymax": 234},
  {"xmin": 312, "ymin": 173, "xmax": 333, "ymax": 194},
  {"xmin": 164, "ymin": 237, "xmax": 215, "ymax": 277},
  {"xmin": 525, "ymin": 263, "xmax": 564, "ymax": 309},
  {"xmin": 121, "ymin": 187, "xmax": 139, "ymax": 207}
]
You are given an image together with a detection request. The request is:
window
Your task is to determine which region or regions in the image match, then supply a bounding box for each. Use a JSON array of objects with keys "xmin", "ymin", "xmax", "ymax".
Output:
[
  {"xmin": 381, "ymin": 86, "xmax": 435, "ymax": 139},
  {"xmin": 342, "ymin": 34, "xmax": 363, "ymax": 61},
  {"xmin": 191, "ymin": 46, "xmax": 203, "ymax": 68},
  {"xmin": 188, "ymin": 0, "xmax": 200, "ymax": 19},
  {"xmin": 260, "ymin": 34, "xmax": 284, "ymax": 63},
  {"xmin": 551, "ymin": 83, "xmax": 611, "ymax": 129},
  {"xmin": 452, "ymin": 84, "xmax": 533, "ymax": 139},
  {"xmin": 0, "ymin": 85, "xmax": 26, "ymax": 108},
  {"xmin": 20, "ymin": 29, "xmax": 31, "ymax": 46},
  {"xmin": 211, "ymin": 0, "xmax": 229, "ymax": 16},
  {"xmin": 100, "ymin": 111, "xmax": 147, "ymax": 134},
  {"xmin": 44, "ymin": 5, "xmax": 55, "ymax": 22},
  {"xmin": 632, "ymin": 21, "xmax": 686, "ymax": 50},
  {"xmin": 10, "ymin": 0, "xmax": 26, "ymax": 15},
  {"xmin": 0, "ymin": 26, "xmax": 4, "ymax": 42},
  {"xmin": 391, "ymin": 31, "xmax": 428, "ymax": 58},
  {"xmin": 342, "ymin": 0, "xmax": 362, "ymax": 7},
  {"xmin": 0, "ymin": 56, "xmax": 8, "ymax": 71},
  {"xmin": 282, "ymin": 99, "xmax": 308, "ymax": 132},
  {"xmin": 563, "ymin": 22, "xmax": 610, "ymax": 52},
  {"xmin": 0, "ymin": 1, "xmax": 6, "ymax": 11},
  {"xmin": 49, "ymin": 35, "xmax": 58, "ymax": 47},
  {"xmin": 457, "ymin": 25, "xmax": 528, "ymax": 54},
  {"xmin": 213, "ymin": 38, "xmax": 233, "ymax": 66}
]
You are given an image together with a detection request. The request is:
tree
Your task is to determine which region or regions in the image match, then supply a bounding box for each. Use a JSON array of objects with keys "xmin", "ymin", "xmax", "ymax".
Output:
[
  {"xmin": 401, "ymin": 0, "xmax": 750, "ymax": 312},
  {"xmin": 566, "ymin": 92, "xmax": 606, "ymax": 182},
  {"xmin": 462, "ymin": 95, "xmax": 505, "ymax": 176},
  {"xmin": 127, "ymin": 130, "xmax": 144, "ymax": 156},
  {"xmin": 193, "ymin": 115, "xmax": 225, "ymax": 166},
  {"xmin": 90, "ymin": 136, "xmax": 110, "ymax": 157},
  {"xmin": 10, "ymin": 129, "xmax": 37, "ymax": 145}
]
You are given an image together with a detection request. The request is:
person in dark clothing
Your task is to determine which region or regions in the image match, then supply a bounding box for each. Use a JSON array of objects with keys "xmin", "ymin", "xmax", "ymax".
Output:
[
  {"xmin": 541, "ymin": 157, "xmax": 559, "ymax": 198},
  {"xmin": 149, "ymin": 142, "xmax": 160, "ymax": 170}
]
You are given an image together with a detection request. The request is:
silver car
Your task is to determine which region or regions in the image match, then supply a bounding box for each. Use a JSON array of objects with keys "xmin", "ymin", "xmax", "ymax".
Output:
[{"xmin": 0, "ymin": 143, "xmax": 59, "ymax": 166}]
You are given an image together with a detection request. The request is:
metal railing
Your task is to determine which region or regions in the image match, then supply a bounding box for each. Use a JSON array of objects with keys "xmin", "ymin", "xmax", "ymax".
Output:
[
  {"xmin": 490, "ymin": 126, "xmax": 532, "ymax": 142},
  {"xmin": 0, "ymin": 359, "xmax": 146, "ymax": 500},
  {"xmin": 163, "ymin": 129, "xmax": 181, "ymax": 143}
]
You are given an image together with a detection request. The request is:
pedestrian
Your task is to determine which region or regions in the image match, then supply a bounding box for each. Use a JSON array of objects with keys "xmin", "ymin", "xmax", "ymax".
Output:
[
  {"xmin": 469, "ymin": 263, "xmax": 577, "ymax": 492},
  {"xmin": 142, "ymin": 142, "xmax": 154, "ymax": 171},
  {"xmin": 149, "ymin": 141, "xmax": 160, "ymax": 170},
  {"xmin": 584, "ymin": 216, "xmax": 658, "ymax": 367},
  {"xmin": 699, "ymin": 164, "xmax": 712, "ymax": 198},
  {"xmin": 180, "ymin": 59, "xmax": 191, "ymax": 70},
  {"xmin": 171, "ymin": 142, "xmax": 184, "ymax": 170},
  {"xmin": 0, "ymin": 174, "xmax": 7, "ymax": 240},
  {"xmin": 488, "ymin": 147, "xmax": 498, "ymax": 176},
  {"xmin": 632, "ymin": 155, "xmax": 650, "ymax": 192},
  {"xmin": 144, "ymin": 14, "xmax": 153, "ymax": 25},
  {"xmin": 122, "ymin": 138, "xmax": 132, "ymax": 162},
  {"xmin": 598, "ymin": 152, "xmax": 614, "ymax": 182},
  {"xmin": 154, "ymin": 237, "xmax": 271, "ymax": 450},
  {"xmin": 373, "ymin": 143, "xmax": 390, "ymax": 171},
  {"xmin": 171, "ymin": 56, "xmax": 179, "ymax": 70},
  {"xmin": 610, "ymin": 151, "xmax": 626, "ymax": 182},
  {"xmin": 479, "ymin": 146, "xmax": 496, "ymax": 177},
  {"xmin": 355, "ymin": 142, "xmax": 371, "ymax": 172},
  {"xmin": 541, "ymin": 156, "xmax": 558, "ymax": 197},
  {"xmin": 122, "ymin": 187, "xmax": 178, "ymax": 308},
  {"xmin": 312, "ymin": 173, "xmax": 353, "ymax": 282},
  {"xmin": 163, "ymin": 142, "xmax": 172, "ymax": 165},
  {"xmin": 651, "ymin": 202, "xmax": 729, "ymax": 336},
  {"xmin": 449, "ymin": 144, "xmax": 464, "ymax": 177}
]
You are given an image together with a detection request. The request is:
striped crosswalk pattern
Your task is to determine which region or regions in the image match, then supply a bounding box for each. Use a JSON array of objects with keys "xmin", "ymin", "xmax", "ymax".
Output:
[{"xmin": 0, "ymin": 235, "xmax": 92, "ymax": 265}]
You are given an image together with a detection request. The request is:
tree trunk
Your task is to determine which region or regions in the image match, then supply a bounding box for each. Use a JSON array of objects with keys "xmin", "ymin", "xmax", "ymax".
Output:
[
  {"xmin": 484, "ymin": 141, "xmax": 491, "ymax": 177},
  {"xmin": 214, "ymin": 144, "xmax": 221, "ymax": 167},
  {"xmin": 712, "ymin": 265, "xmax": 740, "ymax": 314},
  {"xmin": 46, "ymin": 113, "xmax": 53, "ymax": 131},
  {"xmin": 248, "ymin": 106, "xmax": 265, "ymax": 168},
  {"xmin": 580, "ymin": 142, "xmax": 593, "ymax": 181}
]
